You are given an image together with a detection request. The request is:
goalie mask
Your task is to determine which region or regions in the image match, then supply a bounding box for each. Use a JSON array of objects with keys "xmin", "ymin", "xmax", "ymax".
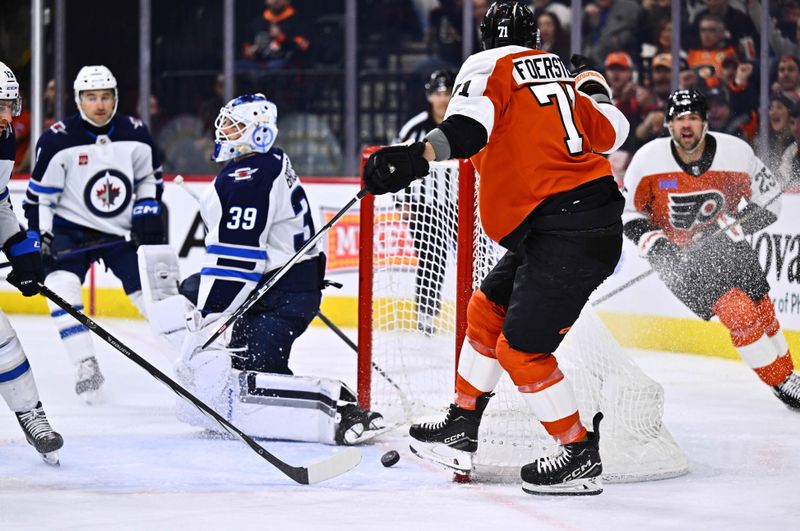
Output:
[
  {"xmin": 480, "ymin": 1, "xmax": 539, "ymax": 51},
  {"xmin": 0, "ymin": 61, "xmax": 22, "ymax": 118},
  {"xmin": 213, "ymin": 93, "xmax": 278, "ymax": 162},
  {"xmin": 73, "ymin": 65, "xmax": 118, "ymax": 127}
]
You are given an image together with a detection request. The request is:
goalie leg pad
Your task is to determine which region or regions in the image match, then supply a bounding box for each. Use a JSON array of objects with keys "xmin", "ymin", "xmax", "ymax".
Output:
[
  {"xmin": 0, "ymin": 312, "xmax": 39, "ymax": 412},
  {"xmin": 44, "ymin": 270, "xmax": 94, "ymax": 366},
  {"xmin": 175, "ymin": 349, "xmax": 344, "ymax": 444},
  {"xmin": 137, "ymin": 244, "xmax": 190, "ymax": 345}
]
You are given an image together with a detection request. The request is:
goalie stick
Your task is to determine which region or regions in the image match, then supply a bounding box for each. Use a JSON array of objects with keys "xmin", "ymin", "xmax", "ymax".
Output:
[
  {"xmin": 592, "ymin": 174, "xmax": 798, "ymax": 306},
  {"xmin": 37, "ymin": 283, "xmax": 361, "ymax": 484},
  {"xmin": 202, "ymin": 188, "xmax": 369, "ymax": 349}
]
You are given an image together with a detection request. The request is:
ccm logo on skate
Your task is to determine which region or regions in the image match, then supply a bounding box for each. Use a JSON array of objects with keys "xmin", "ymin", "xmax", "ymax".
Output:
[
  {"xmin": 565, "ymin": 459, "xmax": 597, "ymax": 480},
  {"xmin": 444, "ymin": 432, "xmax": 465, "ymax": 444}
]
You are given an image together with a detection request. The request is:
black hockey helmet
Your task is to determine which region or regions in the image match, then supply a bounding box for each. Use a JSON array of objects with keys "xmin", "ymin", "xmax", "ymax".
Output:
[
  {"xmin": 425, "ymin": 70, "xmax": 456, "ymax": 96},
  {"xmin": 665, "ymin": 89, "xmax": 709, "ymax": 122},
  {"xmin": 480, "ymin": 1, "xmax": 538, "ymax": 51}
]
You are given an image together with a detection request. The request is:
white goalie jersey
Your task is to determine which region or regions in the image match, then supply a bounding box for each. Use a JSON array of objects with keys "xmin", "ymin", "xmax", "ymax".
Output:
[
  {"xmin": 195, "ymin": 147, "xmax": 322, "ymax": 316},
  {"xmin": 23, "ymin": 114, "xmax": 162, "ymax": 235}
]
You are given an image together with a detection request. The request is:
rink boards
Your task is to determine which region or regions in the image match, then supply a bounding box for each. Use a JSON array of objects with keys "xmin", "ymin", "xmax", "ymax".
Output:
[{"xmin": 1, "ymin": 175, "xmax": 798, "ymax": 363}]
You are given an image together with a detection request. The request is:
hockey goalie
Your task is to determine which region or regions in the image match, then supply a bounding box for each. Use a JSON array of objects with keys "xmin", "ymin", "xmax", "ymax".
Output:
[{"xmin": 137, "ymin": 94, "xmax": 385, "ymax": 446}]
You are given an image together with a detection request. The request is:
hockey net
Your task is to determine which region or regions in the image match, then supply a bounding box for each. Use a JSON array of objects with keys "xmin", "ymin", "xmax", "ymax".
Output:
[{"xmin": 357, "ymin": 153, "xmax": 689, "ymax": 482}]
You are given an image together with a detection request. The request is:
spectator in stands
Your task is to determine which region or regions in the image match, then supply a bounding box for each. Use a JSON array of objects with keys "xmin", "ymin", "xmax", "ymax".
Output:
[
  {"xmin": 706, "ymin": 86, "xmax": 755, "ymax": 140},
  {"xmin": 687, "ymin": 14, "xmax": 737, "ymax": 87},
  {"xmin": 428, "ymin": 0, "xmax": 466, "ymax": 67},
  {"xmin": 43, "ymin": 79, "xmax": 56, "ymax": 129},
  {"xmin": 241, "ymin": 0, "xmax": 310, "ymax": 70},
  {"xmin": 772, "ymin": 55, "xmax": 800, "ymax": 102},
  {"xmin": 755, "ymin": 93, "xmax": 798, "ymax": 170},
  {"xmin": 747, "ymin": 0, "xmax": 800, "ymax": 58},
  {"xmin": 633, "ymin": 53, "xmax": 676, "ymax": 146},
  {"xmin": 777, "ymin": 102, "xmax": 800, "ymax": 187},
  {"xmin": 536, "ymin": 11, "xmax": 570, "ymax": 64},
  {"xmin": 12, "ymin": 95, "xmax": 31, "ymax": 173},
  {"xmin": 532, "ymin": 0, "xmax": 571, "ymax": 31},
  {"xmin": 604, "ymin": 52, "xmax": 645, "ymax": 151},
  {"xmin": 690, "ymin": 0, "xmax": 758, "ymax": 58},
  {"xmin": 641, "ymin": 2, "xmax": 671, "ymax": 53},
  {"xmin": 718, "ymin": 55, "xmax": 758, "ymax": 119},
  {"xmin": 582, "ymin": 0, "xmax": 645, "ymax": 68}
]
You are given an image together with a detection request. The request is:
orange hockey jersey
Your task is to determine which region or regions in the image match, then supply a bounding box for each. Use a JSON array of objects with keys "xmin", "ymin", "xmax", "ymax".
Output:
[{"xmin": 444, "ymin": 46, "xmax": 629, "ymax": 243}]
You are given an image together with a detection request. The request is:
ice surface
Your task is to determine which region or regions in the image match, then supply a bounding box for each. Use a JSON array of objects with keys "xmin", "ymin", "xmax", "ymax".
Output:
[{"xmin": 1, "ymin": 315, "xmax": 798, "ymax": 530}]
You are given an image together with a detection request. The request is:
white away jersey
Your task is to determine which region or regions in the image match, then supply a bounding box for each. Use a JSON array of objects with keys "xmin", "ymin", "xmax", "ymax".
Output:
[
  {"xmin": 623, "ymin": 132, "xmax": 780, "ymax": 247},
  {"xmin": 197, "ymin": 148, "xmax": 322, "ymax": 315},
  {"xmin": 24, "ymin": 114, "xmax": 162, "ymax": 235},
  {"xmin": 0, "ymin": 127, "xmax": 20, "ymax": 245}
]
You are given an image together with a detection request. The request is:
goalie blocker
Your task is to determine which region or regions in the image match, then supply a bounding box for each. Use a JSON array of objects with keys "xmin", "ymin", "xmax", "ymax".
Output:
[{"xmin": 137, "ymin": 245, "xmax": 387, "ymax": 445}]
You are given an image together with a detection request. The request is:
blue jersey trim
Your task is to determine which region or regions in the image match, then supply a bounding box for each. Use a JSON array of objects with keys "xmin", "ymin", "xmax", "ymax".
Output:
[
  {"xmin": 200, "ymin": 267, "xmax": 263, "ymax": 282},
  {"xmin": 0, "ymin": 188, "xmax": 8, "ymax": 202},
  {"xmin": 28, "ymin": 182, "xmax": 64, "ymax": 194},
  {"xmin": 206, "ymin": 244, "xmax": 267, "ymax": 260},
  {"xmin": 51, "ymin": 304, "xmax": 84, "ymax": 318},
  {"xmin": 59, "ymin": 324, "xmax": 88, "ymax": 339},
  {"xmin": 0, "ymin": 358, "xmax": 30, "ymax": 383}
]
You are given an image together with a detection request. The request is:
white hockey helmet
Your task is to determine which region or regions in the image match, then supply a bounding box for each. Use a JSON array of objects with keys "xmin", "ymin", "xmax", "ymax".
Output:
[
  {"xmin": 213, "ymin": 93, "xmax": 278, "ymax": 162},
  {"xmin": 0, "ymin": 61, "xmax": 22, "ymax": 117},
  {"xmin": 73, "ymin": 65, "xmax": 118, "ymax": 126}
]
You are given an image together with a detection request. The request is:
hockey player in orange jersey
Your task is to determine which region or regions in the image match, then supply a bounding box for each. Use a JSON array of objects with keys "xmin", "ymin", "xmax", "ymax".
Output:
[
  {"xmin": 363, "ymin": 1, "xmax": 630, "ymax": 496},
  {"xmin": 623, "ymin": 88, "xmax": 800, "ymax": 411}
]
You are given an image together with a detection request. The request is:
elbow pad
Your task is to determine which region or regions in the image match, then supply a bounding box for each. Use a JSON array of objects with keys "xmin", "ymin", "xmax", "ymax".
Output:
[{"xmin": 434, "ymin": 115, "xmax": 488, "ymax": 160}]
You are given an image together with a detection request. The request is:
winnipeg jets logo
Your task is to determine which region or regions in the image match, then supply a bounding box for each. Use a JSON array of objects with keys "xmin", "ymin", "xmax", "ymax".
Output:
[
  {"xmin": 667, "ymin": 190, "xmax": 724, "ymax": 230},
  {"xmin": 49, "ymin": 121, "xmax": 67, "ymax": 134},
  {"xmin": 228, "ymin": 167, "xmax": 258, "ymax": 181},
  {"xmin": 129, "ymin": 117, "xmax": 143, "ymax": 129},
  {"xmin": 95, "ymin": 178, "xmax": 121, "ymax": 207},
  {"xmin": 84, "ymin": 169, "xmax": 132, "ymax": 218}
]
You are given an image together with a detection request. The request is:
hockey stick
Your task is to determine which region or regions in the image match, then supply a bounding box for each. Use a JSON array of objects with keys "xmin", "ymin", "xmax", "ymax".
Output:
[
  {"xmin": 315, "ymin": 310, "xmax": 407, "ymax": 396},
  {"xmin": 37, "ymin": 283, "xmax": 361, "ymax": 484},
  {"xmin": 592, "ymin": 175, "xmax": 798, "ymax": 306},
  {"xmin": 202, "ymin": 189, "xmax": 369, "ymax": 349},
  {"xmin": 0, "ymin": 236, "xmax": 127, "ymax": 270}
]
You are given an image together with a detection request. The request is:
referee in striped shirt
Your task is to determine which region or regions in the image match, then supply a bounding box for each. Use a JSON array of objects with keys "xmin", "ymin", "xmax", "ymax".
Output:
[{"xmin": 392, "ymin": 70, "xmax": 456, "ymax": 335}]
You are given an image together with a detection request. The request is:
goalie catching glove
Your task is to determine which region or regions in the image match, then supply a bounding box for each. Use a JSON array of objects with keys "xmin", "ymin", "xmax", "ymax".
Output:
[
  {"xmin": 363, "ymin": 142, "xmax": 430, "ymax": 195},
  {"xmin": 570, "ymin": 54, "xmax": 613, "ymax": 104}
]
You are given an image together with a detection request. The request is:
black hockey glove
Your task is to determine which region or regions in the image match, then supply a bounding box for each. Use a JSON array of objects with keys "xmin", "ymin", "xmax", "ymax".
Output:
[
  {"xmin": 363, "ymin": 142, "xmax": 430, "ymax": 196},
  {"xmin": 570, "ymin": 54, "xmax": 613, "ymax": 102},
  {"xmin": 39, "ymin": 231, "xmax": 54, "ymax": 268},
  {"xmin": 3, "ymin": 230, "xmax": 44, "ymax": 297},
  {"xmin": 638, "ymin": 230, "xmax": 683, "ymax": 276},
  {"xmin": 131, "ymin": 199, "xmax": 165, "ymax": 245}
]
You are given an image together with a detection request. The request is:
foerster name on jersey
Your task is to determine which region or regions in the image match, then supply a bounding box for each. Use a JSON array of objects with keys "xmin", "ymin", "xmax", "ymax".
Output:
[{"xmin": 512, "ymin": 54, "xmax": 571, "ymax": 85}]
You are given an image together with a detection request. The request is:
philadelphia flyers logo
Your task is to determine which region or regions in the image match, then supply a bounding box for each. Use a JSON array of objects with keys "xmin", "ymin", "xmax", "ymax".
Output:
[{"xmin": 667, "ymin": 190, "xmax": 725, "ymax": 229}]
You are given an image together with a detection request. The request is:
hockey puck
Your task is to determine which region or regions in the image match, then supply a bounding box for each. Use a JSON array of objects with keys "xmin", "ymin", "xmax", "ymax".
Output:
[{"xmin": 381, "ymin": 450, "xmax": 400, "ymax": 467}]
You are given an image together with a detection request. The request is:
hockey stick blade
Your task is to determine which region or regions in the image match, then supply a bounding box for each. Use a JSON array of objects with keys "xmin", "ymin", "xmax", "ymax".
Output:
[
  {"xmin": 202, "ymin": 188, "xmax": 369, "ymax": 350},
  {"xmin": 38, "ymin": 284, "xmax": 362, "ymax": 484}
]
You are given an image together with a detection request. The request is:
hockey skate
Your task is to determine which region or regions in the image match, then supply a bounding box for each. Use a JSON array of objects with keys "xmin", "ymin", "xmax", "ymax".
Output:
[
  {"xmin": 335, "ymin": 403, "xmax": 388, "ymax": 445},
  {"xmin": 408, "ymin": 394, "xmax": 492, "ymax": 474},
  {"xmin": 15, "ymin": 402, "xmax": 64, "ymax": 466},
  {"xmin": 521, "ymin": 412, "xmax": 604, "ymax": 496},
  {"xmin": 75, "ymin": 356, "xmax": 104, "ymax": 403},
  {"xmin": 772, "ymin": 372, "xmax": 800, "ymax": 410}
]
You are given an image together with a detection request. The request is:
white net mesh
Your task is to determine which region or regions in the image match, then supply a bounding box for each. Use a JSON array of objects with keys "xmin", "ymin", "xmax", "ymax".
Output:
[{"xmin": 363, "ymin": 159, "xmax": 688, "ymax": 482}]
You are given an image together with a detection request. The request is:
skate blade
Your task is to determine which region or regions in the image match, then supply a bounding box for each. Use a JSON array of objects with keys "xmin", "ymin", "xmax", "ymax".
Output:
[
  {"xmin": 79, "ymin": 389, "xmax": 105, "ymax": 405},
  {"xmin": 41, "ymin": 451, "xmax": 60, "ymax": 467},
  {"xmin": 409, "ymin": 441, "xmax": 473, "ymax": 473},
  {"xmin": 522, "ymin": 476, "xmax": 602, "ymax": 496}
]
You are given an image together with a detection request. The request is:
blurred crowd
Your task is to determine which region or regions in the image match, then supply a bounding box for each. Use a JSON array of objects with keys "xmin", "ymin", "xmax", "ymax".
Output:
[{"xmin": 7, "ymin": 0, "xmax": 800, "ymax": 181}]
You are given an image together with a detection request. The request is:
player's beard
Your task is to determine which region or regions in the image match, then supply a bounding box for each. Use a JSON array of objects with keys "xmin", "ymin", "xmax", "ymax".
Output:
[{"xmin": 670, "ymin": 123, "xmax": 706, "ymax": 155}]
